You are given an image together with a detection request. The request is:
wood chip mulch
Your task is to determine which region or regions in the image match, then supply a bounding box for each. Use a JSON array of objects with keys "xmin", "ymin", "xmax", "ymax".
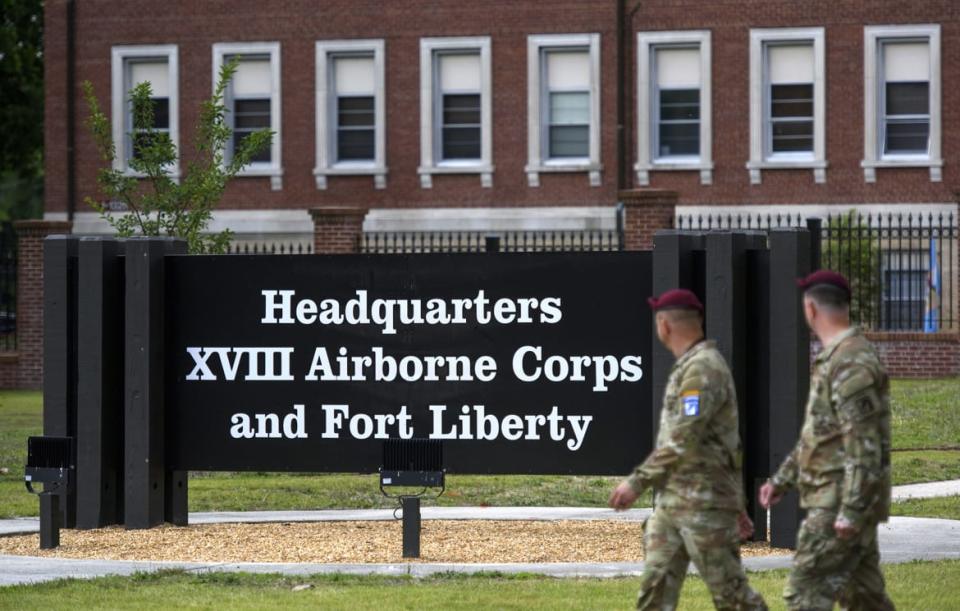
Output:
[{"xmin": 0, "ymin": 520, "xmax": 789, "ymax": 564}]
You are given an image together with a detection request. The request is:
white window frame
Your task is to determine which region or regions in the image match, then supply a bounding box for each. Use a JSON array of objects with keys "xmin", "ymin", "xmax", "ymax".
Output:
[
  {"xmin": 212, "ymin": 42, "xmax": 283, "ymax": 190},
  {"xmin": 111, "ymin": 45, "xmax": 179, "ymax": 177},
  {"xmin": 418, "ymin": 37, "xmax": 493, "ymax": 189},
  {"xmin": 862, "ymin": 25, "xmax": 941, "ymax": 183},
  {"xmin": 526, "ymin": 33, "xmax": 602, "ymax": 188},
  {"xmin": 747, "ymin": 28, "xmax": 826, "ymax": 185},
  {"xmin": 314, "ymin": 39, "xmax": 386, "ymax": 190},
  {"xmin": 636, "ymin": 31, "xmax": 712, "ymax": 186}
]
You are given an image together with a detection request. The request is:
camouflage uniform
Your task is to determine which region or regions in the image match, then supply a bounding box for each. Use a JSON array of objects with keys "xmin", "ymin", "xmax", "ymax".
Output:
[
  {"xmin": 771, "ymin": 327, "xmax": 894, "ymax": 611},
  {"xmin": 627, "ymin": 340, "xmax": 766, "ymax": 610}
]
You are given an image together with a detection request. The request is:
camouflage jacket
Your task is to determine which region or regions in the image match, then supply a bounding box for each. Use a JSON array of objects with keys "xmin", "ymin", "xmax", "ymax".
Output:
[
  {"xmin": 627, "ymin": 340, "xmax": 745, "ymax": 511},
  {"xmin": 771, "ymin": 327, "xmax": 892, "ymax": 528}
]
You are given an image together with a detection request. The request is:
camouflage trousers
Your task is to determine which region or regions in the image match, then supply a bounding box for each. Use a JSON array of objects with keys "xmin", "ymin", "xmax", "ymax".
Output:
[
  {"xmin": 784, "ymin": 509, "xmax": 895, "ymax": 610},
  {"xmin": 637, "ymin": 508, "xmax": 767, "ymax": 610}
]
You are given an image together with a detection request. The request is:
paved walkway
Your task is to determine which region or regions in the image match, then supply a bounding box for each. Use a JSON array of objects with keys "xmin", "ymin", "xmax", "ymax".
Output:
[
  {"xmin": 1, "ymin": 506, "xmax": 959, "ymax": 586},
  {"xmin": 891, "ymin": 478, "xmax": 960, "ymax": 501}
]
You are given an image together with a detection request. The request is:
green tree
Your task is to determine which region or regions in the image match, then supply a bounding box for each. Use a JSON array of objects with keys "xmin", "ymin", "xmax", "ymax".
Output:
[
  {"xmin": 0, "ymin": 0, "xmax": 44, "ymax": 221},
  {"xmin": 822, "ymin": 211, "xmax": 880, "ymax": 328},
  {"xmin": 82, "ymin": 60, "xmax": 272, "ymax": 254}
]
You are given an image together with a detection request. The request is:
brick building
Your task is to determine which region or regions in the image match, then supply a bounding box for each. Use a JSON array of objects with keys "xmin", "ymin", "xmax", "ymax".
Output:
[{"xmin": 24, "ymin": 0, "xmax": 960, "ymax": 383}]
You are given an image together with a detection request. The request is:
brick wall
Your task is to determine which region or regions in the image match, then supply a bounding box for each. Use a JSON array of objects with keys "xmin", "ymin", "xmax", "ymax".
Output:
[
  {"xmin": 311, "ymin": 207, "xmax": 366, "ymax": 254},
  {"xmin": 866, "ymin": 332, "xmax": 960, "ymax": 379},
  {"xmin": 3, "ymin": 220, "xmax": 74, "ymax": 390},
  {"xmin": 810, "ymin": 332, "xmax": 959, "ymax": 379},
  {"xmin": 44, "ymin": 0, "xmax": 959, "ymax": 217},
  {"xmin": 620, "ymin": 189, "xmax": 678, "ymax": 250}
]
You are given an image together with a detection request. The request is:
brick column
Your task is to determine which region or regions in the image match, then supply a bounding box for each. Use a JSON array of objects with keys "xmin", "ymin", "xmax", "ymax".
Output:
[
  {"xmin": 619, "ymin": 189, "xmax": 678, "ymax": 251},
  {"xmin": 13, "ymin": 220, "xmax": 73, "ymax": 389},
  {"xmin": 309, "ymin": 207, "xmax": 367, "ymax": 254}
]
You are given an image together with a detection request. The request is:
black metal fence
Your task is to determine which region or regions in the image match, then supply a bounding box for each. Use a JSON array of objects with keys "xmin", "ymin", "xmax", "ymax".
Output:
[
  {"xmin": 360, "ymin": 229, "xmax": 624, "ymax": 254},
  {"xmin": 0, "ymin": 223, "xmax": 17, "ymax": 350},
  {"xmin": 228, "ymin": 241, "xmax": 313, "ymax": 255},
  {"xmin": 677, "ymin": 211, "xmax": 958, "ymax": 332}
]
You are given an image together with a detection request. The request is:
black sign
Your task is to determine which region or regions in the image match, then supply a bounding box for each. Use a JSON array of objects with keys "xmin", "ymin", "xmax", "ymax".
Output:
[{"xmin": 165, "ymin": 252, "xmax": 652, "ymax": 474}]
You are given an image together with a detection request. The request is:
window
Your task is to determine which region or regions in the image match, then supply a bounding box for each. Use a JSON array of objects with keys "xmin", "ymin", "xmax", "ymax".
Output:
[
  {"xmin": 213, "ymin": 42, "xmax": 282, "ymax": 190},
  {"xmin": 438, "ymin": 53, "xmax": 482, "ymax": 160},
  {"xmin": 881, "ymin": 250, "xmax": 929, "ymax": 330},
  {"xmin": 747, "ymin": 28, "xmax": 825, "ymax": 184},
  {"xmin": 882, "ymin": 42, "xmax": 930, "ymax": 155},
  {"xmin": 526, "ymin": 34, "xmax": 601, "ymax": 188},
  {"xmin": 418, "ymin": 37, "xmax": 492, "ymax": 189},
  {"xmin": 111, "ymin": 45, "xmax": 179, "ymax": 176},
  {"xmin": 863, "ymin": 25, "xmax": 941, "ymax": 183},
  {"xmin": 636, "ymin": 31, "xmax": 711, "ymax": 186},
  {"xmin": 315, "ymin": 40, "xmax": 386, "ymax": 189}
]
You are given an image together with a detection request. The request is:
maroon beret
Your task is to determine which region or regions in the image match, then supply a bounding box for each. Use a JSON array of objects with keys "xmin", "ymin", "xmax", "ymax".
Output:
[
  {"xmin": 796, "ymin": 270, "xmax": 850, "ymax": 297},
  {"xmin": 647, "ymin": 288, "xmax": 704, "ymax": 312}
]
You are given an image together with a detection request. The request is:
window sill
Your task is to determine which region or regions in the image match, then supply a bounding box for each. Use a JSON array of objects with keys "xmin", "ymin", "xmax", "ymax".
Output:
[
  {"xmin": 314, "ymin": 165, "xmax": 388, "ymax": 190},
  {"xmin": 635, "ymin": 161, "xmax": 712, "ymax": 186},
  {"xmin": 418, "ymin": 164, "xmax": 494, "ymax": 189},
  {"xmin": 525, "ymin": 162, "xmax": 602, "ymax": 188},
  {"xmin": 746, "ymin": 159, "xmax": 827, "ymax": 185},
  {"xmin": 236, "ymin": 166, "xmax": 284, "ymax": 191},
  {"xmin": 861, "ymin": 158, "xmax": 942, "ymax": 183}
]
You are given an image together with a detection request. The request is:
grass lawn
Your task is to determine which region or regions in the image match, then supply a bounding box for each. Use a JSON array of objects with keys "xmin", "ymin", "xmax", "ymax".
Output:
[
  {"xmin": 1, "ymin": 379, "xmax": 958, "ymax": 517},
  {"xmin": 1, "ymin": 561, "xmax": 959, "ymax": 610},
  {"xmin": 890, "ymin": 495, "xmax": 960, "ymax": 521}
]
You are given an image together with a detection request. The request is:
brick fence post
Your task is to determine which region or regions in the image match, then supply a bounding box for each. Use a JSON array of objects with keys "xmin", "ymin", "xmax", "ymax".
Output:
[
  {"xmin": 12, "ymin": 220, "xmax": 73, "ymax": 389},
  {"xmin": 619, "ymin": 189, "xmax": 679, "ymax": 251},
  {"xmin": 309, "ymin": 207, "xmax": 368, "ymax": 254}
]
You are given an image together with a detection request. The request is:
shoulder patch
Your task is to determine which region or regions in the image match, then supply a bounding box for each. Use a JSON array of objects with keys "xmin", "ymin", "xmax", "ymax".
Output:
[{"xmin": 682, "ymin": 391, "xmax": 700, "ymax": 416}]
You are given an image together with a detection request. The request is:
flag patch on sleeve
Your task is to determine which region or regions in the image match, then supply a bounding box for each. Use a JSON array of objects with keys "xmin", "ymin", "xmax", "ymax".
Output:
[{"xmin": 682, "ymin": 391, "xmax": 700, "ymax": 416}]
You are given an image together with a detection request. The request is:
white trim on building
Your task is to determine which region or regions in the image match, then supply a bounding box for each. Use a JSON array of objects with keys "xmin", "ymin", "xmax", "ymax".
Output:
[
  {"xmin": 418, "ymin": 36, "xmax": 494, "ymax": 189},
  {"xmin": 111, "ymin": 44, "xmax": 180, "ymax": 178},
  {"xmin": 636, "ymin": 30, "xmax": 712, "ymax": 186},
  {"xmin": 747, "ymin": 28, "xmax": 826, "ymax": 185},
  {"xmin": 525, "ymin": 33, "xmax": 602, "ymax": 188},
  {"xmin": 314, "ymin": 39, "xmax": 387, "ymax": 190},
  {"xmin": 862, "ymin": 24, "xmax": 942, "ymax": 183},
  {"xmin": 212, "ymin": 41, "xmax": 283, "ymax": 190}
]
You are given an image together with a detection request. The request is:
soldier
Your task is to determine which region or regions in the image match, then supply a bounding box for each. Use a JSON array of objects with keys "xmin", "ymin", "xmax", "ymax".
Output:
[
  {"xmin": 609, "ymin": 288, "xmax": 767, "ymax": 611},
  {"xmin": 759, "ymin": 270, "xmax": 895, "ymax": 610}
]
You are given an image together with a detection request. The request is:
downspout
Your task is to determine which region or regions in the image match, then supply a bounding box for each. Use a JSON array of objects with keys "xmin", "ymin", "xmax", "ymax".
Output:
[
  {"xmin": 616, "ymin": 0, "xmax": 625, "ymax": 191},
  {"xmin": 66, "ymin": 0, "xmax": 76, "ymax": 222},
  {"xmin": 617, "ymin": 1, "xmax": 644, "ymax": 192}
]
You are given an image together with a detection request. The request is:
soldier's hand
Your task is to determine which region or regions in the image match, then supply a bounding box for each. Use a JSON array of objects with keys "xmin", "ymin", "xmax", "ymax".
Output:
[
  {"xmin": 608, "ymin": 481, "xmax": 639, "ymax": 511},
  {"xmin": 834, "ymin": 517, "xmax": 858, "ymax": 540},
  {"xmin": 758, "ymin": 481, "xmax": 783, "ymax": 509},
  {"xmin": 737, "ymin": 510, "xmax": 754, "ymax": 541}
]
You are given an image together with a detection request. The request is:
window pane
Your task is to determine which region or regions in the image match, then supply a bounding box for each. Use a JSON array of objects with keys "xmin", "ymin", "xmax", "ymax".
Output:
[
  {"xmin": 771, "ymin": 84, "xmax": 813, "ymax": 118},
  {"xmin": 338, "ymin": 96, "xmax": 374, "ymax": 128},
  {"xmin": 442, "ymin": 126, "xmax": 481, "ymax": 159},
  {"xmin": 659, "ymin": 89, "xmax": 699, "ymax": 121},
  {"xmin": 233, "ymin": 132, "xmax": 271, "ymax": 163},
  {"xmin": 550, "ymin": 92, "xmax": 589, "ymax": 125},
  {"xmin": 549, "ymin": 125, "xmax": 589, "ymax": 157},
  {"xmin": 337, "ymin": 129, "xmax": 375, "ymax": 161},
  {"xmin": 885, "ymin": 120, "xmax": 929, "ymax": 153},
  {"xmin": 443, "ymin": 94, "xmax": 481, "ymax": 126},
  {"xmin": 772, "ymin": 120, "xmax": 814, "ymax": 152},
  {"xmin": 152, "ymin": 98, "xmax": 170, "ymax": 129},
  {"xmin": 234, "ymin": 98, "xmax": 271, "ymax": 129},
  {"xmin": 886, "ymin": 82, "xmax": 929, "ymax": 116},
  {"xmin": 658, "ymin": 123, "xmax": 699, "ymax": 157}
]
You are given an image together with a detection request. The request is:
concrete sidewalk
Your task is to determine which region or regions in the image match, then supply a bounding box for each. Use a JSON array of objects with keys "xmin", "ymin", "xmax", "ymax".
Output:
[
  {"xmin": 1, "ymin": 509, "xmax": 959, "ymax": 586},
  {"xmin": 892, "ymin": 478, "xmax": 960, "ymax": 501}
]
